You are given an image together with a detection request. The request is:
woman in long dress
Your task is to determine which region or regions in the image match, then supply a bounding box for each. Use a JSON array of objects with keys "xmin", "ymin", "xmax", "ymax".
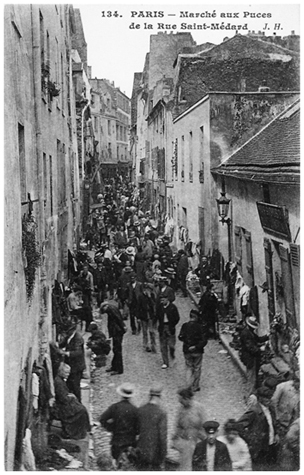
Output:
[{"xmin": 54, "ymin": 363, "xmax": 91, "ymax": 440}]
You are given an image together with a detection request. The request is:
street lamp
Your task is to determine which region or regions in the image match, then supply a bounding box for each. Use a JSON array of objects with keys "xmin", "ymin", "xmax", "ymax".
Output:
[{"xmin": 216, "ymin": 191, "xmax": 232, "ymax": 261}]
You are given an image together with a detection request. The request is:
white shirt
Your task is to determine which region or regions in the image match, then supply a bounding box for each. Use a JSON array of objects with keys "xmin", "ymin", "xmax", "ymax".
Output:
[
  {"xmin": 67, "ymin": 331, "xmax": 76, "ymax": 345},
  {"xmin": 218, "ymin": 435, "xmax": 252, "ymax": 471},
  {"xmin": 163, "ymin": 303, "xmax": 169, "ymax": 323},
  {"xmin": 206, "ymin": 443, "xmax": 216, "ymax": 471},
  {"xmin": 240, "ymin": 285, "xmax": 250, "ymax": 306}
]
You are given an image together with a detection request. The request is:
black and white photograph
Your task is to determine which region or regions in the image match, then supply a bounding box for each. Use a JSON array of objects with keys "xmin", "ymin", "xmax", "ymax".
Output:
[{"xmin": 4, "ymin": 1, "xmax": 300, "ymax": 471}]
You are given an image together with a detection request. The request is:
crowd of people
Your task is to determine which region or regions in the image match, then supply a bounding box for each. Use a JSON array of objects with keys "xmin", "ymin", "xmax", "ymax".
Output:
[{"xmin": 49, "ymin": 177, "xmax": 300, "ymax": 471}]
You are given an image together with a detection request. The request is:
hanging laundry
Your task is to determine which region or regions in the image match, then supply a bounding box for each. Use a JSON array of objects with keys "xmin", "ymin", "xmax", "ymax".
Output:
[
  {"xmin": 21, "ymin": 428, "xmax": 36, "ymax": 471},
  {"xmin": 32, "ymin": 373, "xmax": 39, "ymax": 411}
]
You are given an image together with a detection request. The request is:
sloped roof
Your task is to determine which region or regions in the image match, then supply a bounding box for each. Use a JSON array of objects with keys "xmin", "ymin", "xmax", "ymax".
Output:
[
  {"xmin": 198, "ymin": 33, "xmax": 299, "ymax": 61},
  {"xmin": 212, "ymin": 100, "xmax": 300, "ymax": 184}
]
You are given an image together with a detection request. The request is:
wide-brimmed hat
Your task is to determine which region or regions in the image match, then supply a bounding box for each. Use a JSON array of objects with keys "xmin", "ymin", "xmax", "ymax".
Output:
[
  {"xmin": 124, "ymin": 265, "xmax": 133, "ymax": 273},
  {"xmin": 165, "ymin": 267, "xmax": 176, "ymax": 275},
  {"xmin": 150, "ymin": 384, "xmax": 163, "ymax": 397},
  {"xmin": 246, "ymin": 316, "xmax": 259, "ymax": 329},
  {"xmin": 126, "ymin": 246, "xmax": 135, "ymax": 255},
  {"xmin": 116, "ymin": 383, "xmax": 135, "ymax": 398}
]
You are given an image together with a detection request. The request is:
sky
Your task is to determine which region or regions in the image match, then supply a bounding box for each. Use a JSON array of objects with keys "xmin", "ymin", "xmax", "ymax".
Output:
[{"xmin": 74, "ymin": 2, "xmax": 301, "ymax": 98}]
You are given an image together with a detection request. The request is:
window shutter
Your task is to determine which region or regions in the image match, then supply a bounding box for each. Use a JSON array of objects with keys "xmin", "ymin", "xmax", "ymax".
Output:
[
  {"xmin": 279, "ymin": 245, "xmax": 296, "ymax": 329},
  {"xmin": 289, "ymin": 244, "xmax": 300, "ymax": 325},
  {"xmin": 264, "ymin": 238, "xmax": 275, "ymax": 322},
  {"xmin": 244, "ymin": 232, "xmax": 254, "ymax": 281},
  {"xmin": 290, "ymin": 244, "xmax": 300, "ymax": 267},
  {"xmin": 234, "ymin": 226, "xmax": 242, "ymax": 267}
]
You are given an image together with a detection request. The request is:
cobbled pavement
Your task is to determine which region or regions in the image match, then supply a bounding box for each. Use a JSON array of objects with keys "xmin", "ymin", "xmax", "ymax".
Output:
[{"xmin": 88, "ymin": 292, "xmax": 248, "ymax": 470}]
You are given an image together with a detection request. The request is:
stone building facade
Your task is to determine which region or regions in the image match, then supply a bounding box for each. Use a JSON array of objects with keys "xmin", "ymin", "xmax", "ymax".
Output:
[
  {"xmin": 4, "ymin": 4, "xmax": 88, "ymax": 469},
  {"xmin": 212, "ymin": 100, "xmax": 300, "ymax": 335},
  {"xmin": 132, "ymin": 31, "xmax": 300, "ymax": 335},
  {"xmin": 89, "ymin": 78, "xmax": 131, "ymax": 181}
]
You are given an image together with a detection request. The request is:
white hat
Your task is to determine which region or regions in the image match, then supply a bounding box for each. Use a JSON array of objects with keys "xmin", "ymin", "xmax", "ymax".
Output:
[
  {"xmin": 246, "ymin": 316, "xmax": 259, "ymax": 329},
  {"xmin": 116, "ymin": 383, "xmax": 135, "ymax": 398}
]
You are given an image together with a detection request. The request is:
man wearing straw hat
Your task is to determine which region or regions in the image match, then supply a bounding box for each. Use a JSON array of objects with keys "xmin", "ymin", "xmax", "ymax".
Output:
[
  {"xmin": 99, "ymin": 382, "xmax": 139, "ymax": 462},
  {"xmin": 239, "ymin": 315, "xmax": 269, "ymax": 395}
]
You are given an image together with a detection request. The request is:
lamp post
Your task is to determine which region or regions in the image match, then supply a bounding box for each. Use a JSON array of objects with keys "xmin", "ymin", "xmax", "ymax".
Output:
[{"xmin": 216, "ymin": 191, "xmax": 232, "ymax": 262}]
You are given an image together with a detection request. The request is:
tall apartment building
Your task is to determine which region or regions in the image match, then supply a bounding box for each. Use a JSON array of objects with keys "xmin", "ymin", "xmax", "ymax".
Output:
[
  {"xmin": 89, "ymin": 77, "xmax": 131, "ymax": 183},
  {"xmin": 4, "ymin": 5, "xmax": 89, "ymax": 469}
]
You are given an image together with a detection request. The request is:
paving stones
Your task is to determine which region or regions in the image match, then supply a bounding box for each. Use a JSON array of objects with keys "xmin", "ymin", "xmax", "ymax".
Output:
[{"xmin": 89, "ymin": 293, "xmax": 248, "ymax": 469}]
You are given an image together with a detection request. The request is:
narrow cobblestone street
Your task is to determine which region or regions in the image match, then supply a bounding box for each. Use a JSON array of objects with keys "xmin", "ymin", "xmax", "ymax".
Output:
[{"xmin": 89, "ymin": 292, "xmax": 249, "ymax": 469}]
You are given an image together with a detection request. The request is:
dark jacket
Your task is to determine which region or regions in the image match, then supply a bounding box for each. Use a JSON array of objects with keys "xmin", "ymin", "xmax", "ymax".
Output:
[
  {"xmin": 87, "ymin": 330, "xmax": 110, "ymax": 356},
  {"xmin": 178, "ymin": 321, "xmax": 208, "ymax": 354},
  {"xmin": 117, "ymin": 270, "xmax": 133, "ymax": 300},
  {"xmin": 198, "ymin": 289, "xmax": 218, "ymax": 320},
  {"xmin": 137, "ymin": 403, "xmax": 167, "ymax": 465},
  {"xmin": 62, "ymin": 331, "xmax": 86, "ymax": 374},
  {"xmin": 237, "ymin": 401, "xmax": 276, "ymax": 461},
  {"xmin": 105, "ymin": 304, "xmax": 126, "ymax": 338},
  {"xmin": 192, "ymin": 439, "xmax": 232, "ymax": 471},
  {"xmin": 99, "ymin": 399, "xmax": 139, "ymax": 449},
  {"xmin": 156, "ymin": 302, "xmax": 180, "ymax": 335},
  {"xmin": 128, "ymin": 281, "xmax": 142, "ymax": 310},
  {"xmin": 93, "ymin": 267, "xmax": 107, "ymax": 290},
  {"xmin": 239, "ymin": 326, "xmax": 268, "ymax": 369},
  {"xmin": 177, "ymin": 255, "xmax": 189, "ymax": 276},
  {"xmin": 155, "ymin": 285, "xmax": 175, "ymax": 310},
  {"xmin": 137, "ymin": 291, "xmax": 156, "ymax": 322}
]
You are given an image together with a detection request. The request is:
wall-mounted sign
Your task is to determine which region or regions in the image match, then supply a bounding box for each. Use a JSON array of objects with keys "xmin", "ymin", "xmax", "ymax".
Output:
[{"xmin": 256, "ymin": 202, "xmax": 291, "ymax": 241}]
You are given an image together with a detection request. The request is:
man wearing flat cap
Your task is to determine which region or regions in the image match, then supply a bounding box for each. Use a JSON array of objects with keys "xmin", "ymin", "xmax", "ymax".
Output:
[
  {"xmin": 99, "ymin": 383, "xmax": 139, "ymax": 463},
  {"xmin": 136, "ymin": 385, "xmax": 168, "ymax": 470},
  {"xmin": 239, "ymin": 315, "xmax": 269, "ymax": 395},
  {"xmin": 237, "ymin": 385, "xmax": 278, "ymax": 470},
  {"xmin": 192, "ymin": 420, "xmax": 232, "ymax": 471}
]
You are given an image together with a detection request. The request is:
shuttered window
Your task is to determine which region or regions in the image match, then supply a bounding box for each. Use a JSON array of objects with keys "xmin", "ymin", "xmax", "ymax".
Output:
[
  {"xmin": 279, "ymin": 245, "xmax": 296, "ymax": 329},
  {"xmin": 234, "ymin": 226, "xmax": 242, "ymax": 267},
  {"xmin": 244, "ymin": 231, "xmax": 254, "ymax": 285},
  {"xmin": 264, "ymin": 238, "xmax": 275, "ymax": 322},
  {"xmin": 289, "ymin": 244, "xmax": 300, "ymax": 326}
]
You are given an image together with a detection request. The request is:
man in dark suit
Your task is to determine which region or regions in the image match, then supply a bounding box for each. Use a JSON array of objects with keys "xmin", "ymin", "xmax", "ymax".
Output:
[
  {"xmin": 239, "ymin": 316, "xmax": 269, "ymax": 395},
  {"xmin": 155, "ymin": 276, "xmax": 175, "ymax": 310},
  {"xmin": 136, "ymin": 385, "xmax": 167, "ymax": 470},
  {"xmin": 127, "ymin": 273, "xmax": 142, "ymax": 335},
  {"xmin": 178, "ymin": 309, "xmax": 208, "ymax": 392},
  {"xmin": 192, "ymin": 420, "xmax": 232, "ymax": 471},
  {"xmin": 156, "ymin": 295, "xmax": 180, "ymax": 369},
  {"xmin": 59, "ymin": 323, "xmax": 86, "ymax": 402},
  {"xmin": 99, "ymin": 383, "xmax": 139, "ymax": 463},
  {"xmin": 100, "ymin": 301, "xmax": 126, "ymax": 375},
  {"xmin": 237, "ymin": 386, "xmax": 278, "ymax": 470}
]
